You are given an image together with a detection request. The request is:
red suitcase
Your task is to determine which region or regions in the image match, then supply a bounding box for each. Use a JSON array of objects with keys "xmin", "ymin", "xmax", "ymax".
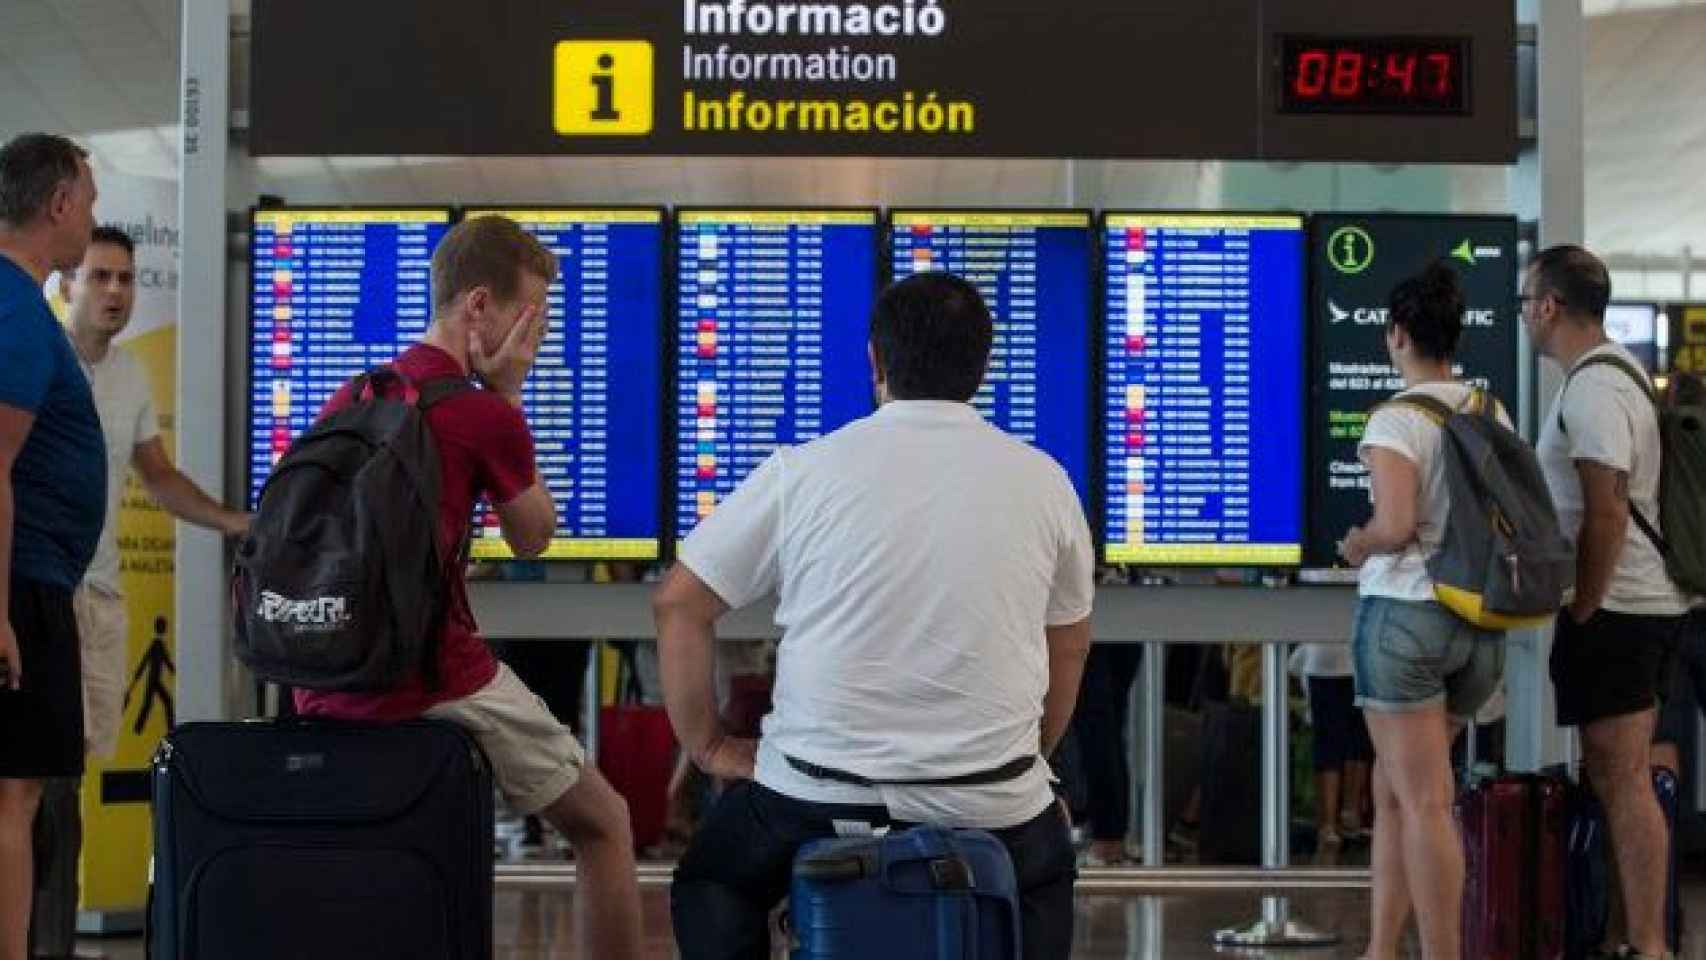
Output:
[
  {"xmin": 598, "ymin": 645, "xmax": 677, "ymax": 852},
  {"xmin": 1460, "ymin": 774, "xmax": 1568, "ymax": 960}
]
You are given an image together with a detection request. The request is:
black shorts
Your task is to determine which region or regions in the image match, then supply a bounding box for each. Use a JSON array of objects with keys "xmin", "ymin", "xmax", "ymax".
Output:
[
  {"xmin": 1306, "ymin": 676, "xmax": 1373, "ymax": 771},
  {"xmin": 1654, "ymin": 610, "xmax": 1706, "ymax": 745},
  {"xmin": 0, "ymin": 578, "xmax": 83, "ymax": 778},
  {"xmin": 1551, "ymin": 608, "xmax": 1686, "ymax": 728}
]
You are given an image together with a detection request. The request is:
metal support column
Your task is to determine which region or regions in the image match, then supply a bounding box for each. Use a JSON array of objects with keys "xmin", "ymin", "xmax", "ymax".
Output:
[
  {"xmin": 175, "ymin": 0, "xmax": 233, "ymax": 723},
  {"xmin": 1213, "ymin": 643, "xmax": 1339, "ymax": 949},
  {"xmin": 1141, "ymin": 642, "xmax": 1165, "ymax": 867},
  {"xmin": 583, "ymin": 641, "xmax": 603, "ymax": 764}
]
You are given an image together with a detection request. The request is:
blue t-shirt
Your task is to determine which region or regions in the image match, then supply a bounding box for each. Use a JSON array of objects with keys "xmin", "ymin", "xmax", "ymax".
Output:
[{"xmin": 0, "ymin": 255, "xmax": 105, "ymax": 588}]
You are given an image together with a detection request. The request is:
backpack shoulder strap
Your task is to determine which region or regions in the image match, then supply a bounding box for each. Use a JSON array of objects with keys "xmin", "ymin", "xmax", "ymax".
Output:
[
  {"xmin": 1558, "ymin": 352, "xmax": 1658, "ymax": 434},
  {"xmin": 1381, "ymin": 392, "xmax": 1455, "ymax": 427},
  {"xmin": 1557, "ymin": 353, "xmax": 1672, "ymax": 557},
  {"xmin": 415, "ymin": 376, "xmax": 475, "ymax": 411}
]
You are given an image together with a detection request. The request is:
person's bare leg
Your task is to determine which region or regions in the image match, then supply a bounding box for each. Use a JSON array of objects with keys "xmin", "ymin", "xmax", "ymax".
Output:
[
  {"xmin": 1317, "ymin": 767, "xmax": 1344, "ymax": 842},
  {"xmin": 0, "ymin": 778, "xmax": 44, "ymax": 960},
  {"xmin": 1344, "ymin": 760, "xmax": 1372, "ymax": 834},
  {"xmin": 1362, "ymin": 756, "xmax": 1412, "ymax": 960},
  {"xmin": 538, "ymin": 768, "xmax": 643, "ymax": 960},
  {"xmin": 1365, "ymin": 708, "xmax": 1462, "ymax": 960},
  {"xmin": 1650, "ymin": 742, "xmax": 1680, "ymax": 778},
  {"xmin": 1584, "ymin": 708, "xmax": 1669, "ymax": 958}
]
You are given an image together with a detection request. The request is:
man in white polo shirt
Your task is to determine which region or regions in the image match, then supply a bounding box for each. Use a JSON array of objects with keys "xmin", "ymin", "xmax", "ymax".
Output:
[
  {"xmin": 653, "ymin": 271, "xmax": 1095, "ymax": 960},
  {"xmin": 1526, "ymin": 244, "xmax": 1690, "ymax": 960}
]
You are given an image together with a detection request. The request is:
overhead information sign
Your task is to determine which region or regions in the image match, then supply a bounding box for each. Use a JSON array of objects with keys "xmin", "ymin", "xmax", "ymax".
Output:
[
  {"xmin": 1305, "ymin": 214, "xmax": 1520, "ymax": 568},
  {"xmin": 251, "ymin": 0, "xmax": 1515, "ymax": 163}
]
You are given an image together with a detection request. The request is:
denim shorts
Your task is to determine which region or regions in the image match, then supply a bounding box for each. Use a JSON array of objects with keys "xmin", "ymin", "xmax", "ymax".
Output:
[{"xmin": 1351, "ymin": 595, "xmax": 1504, "ymax": 719}]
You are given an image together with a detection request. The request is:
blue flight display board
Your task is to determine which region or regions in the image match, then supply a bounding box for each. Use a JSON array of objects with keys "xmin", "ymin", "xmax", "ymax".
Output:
[
  {"xmin": 673, "ymin": 209, "xmax": 880, "ymax": 540},
  {"xmin": 1101, "ymin": 213, "xmax": 1307, "ymax": 566},
  {"xmin": 247, "ymin": 207, "xmax": 451, "ymax": 509},
  {"xmin": 888, "ymin": 210, "xmax": 1094, "ymax": 503},
  {"xmin": 462, "ymin": 209, "xmax": 666, "ymax": 560}
]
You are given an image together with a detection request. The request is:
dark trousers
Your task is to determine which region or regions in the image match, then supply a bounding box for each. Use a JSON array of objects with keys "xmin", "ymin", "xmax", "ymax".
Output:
[
  {"xmin": 1075, "ymin": 644, "xmax": 1143, "ymax": 841},
  {"xmin": 29, "ymin": 776, "xmax": 80, "ymax": 957},
  {"xmin": 672, "ymin": 781, "xmax": 1076, "ymax": 960}
]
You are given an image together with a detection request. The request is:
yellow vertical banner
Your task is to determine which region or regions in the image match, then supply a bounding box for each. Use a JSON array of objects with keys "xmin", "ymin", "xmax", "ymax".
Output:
[{"xmin": 66, "ymin": 172, "xmax": 181, "ymax": 928}]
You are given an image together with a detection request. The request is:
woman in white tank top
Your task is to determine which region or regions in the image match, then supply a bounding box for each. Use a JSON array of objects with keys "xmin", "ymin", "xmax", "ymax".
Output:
[{"xmin": 1339, "ymin": 263, "xmax": 1507, "ymax": 960}]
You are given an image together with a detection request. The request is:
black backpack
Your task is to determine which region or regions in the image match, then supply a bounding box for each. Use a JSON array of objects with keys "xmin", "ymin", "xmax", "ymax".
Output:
[{"xmin": 234, "ymin": 367, "xmax": 470, "ymax": 691}]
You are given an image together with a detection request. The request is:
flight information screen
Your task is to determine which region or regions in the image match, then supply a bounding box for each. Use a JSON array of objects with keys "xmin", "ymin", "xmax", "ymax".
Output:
[
  {"xmin": 1101, "ymin": 213, "xmax": 1307, "ymax": 566},
  {"xmin": 1306, "ymin": 214, "xmax": 1519, "ymax": 567},
  {"xmin": 462, "ymin": 209, "xmax": 666, "ymax": 560},
  {"xmin": 673, "ymin": 209, "xmax": 880, "ymax": 540},
  {"xmin": 1605, "ymin": 302, "xmax": 1660, "ymax": 372},
  {"xmin": 888, "ymin": 210, "xmax": 1094, "ymax": 502},
  {"xmin": 247, "ymin": 208, "xmax": 451, "ymax": 508}
]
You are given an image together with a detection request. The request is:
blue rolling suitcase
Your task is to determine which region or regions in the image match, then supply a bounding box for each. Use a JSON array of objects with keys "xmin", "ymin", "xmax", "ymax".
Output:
[
  {"xmin": 1563, "ymin": 766, "xmax": 1683, "ymax": 959},
  {"xmin": 149, "ymin": 719, "xmax": 494, "ymax": 960},
  {"xmin": 788, "ymin": 826, "xmax": 1021, "ymax": 959}
]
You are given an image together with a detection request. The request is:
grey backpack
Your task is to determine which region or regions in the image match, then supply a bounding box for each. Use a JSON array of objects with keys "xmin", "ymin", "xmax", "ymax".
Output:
[{"xmin": 1386, "ymin": 389, "xmax": 1573, "ymax": 629}]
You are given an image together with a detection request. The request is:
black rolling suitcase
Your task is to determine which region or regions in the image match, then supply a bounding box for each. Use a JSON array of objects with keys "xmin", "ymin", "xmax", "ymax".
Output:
[{"xmin": 149, "ymin": 719, "xmax": 494, "ymax": 960}]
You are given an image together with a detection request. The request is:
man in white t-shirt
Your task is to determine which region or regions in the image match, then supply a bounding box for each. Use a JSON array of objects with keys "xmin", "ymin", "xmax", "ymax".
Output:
[
  {"xmin": 1526, "ymin": 244, "xmax": 1688, "ymax": 960},
  {"xmin": 653, "ymin": 272, "xmax": 1095, "ymax": 960},
  {"xmin": 30, "ymin": 226, "xmax": 251, "ymax": 958}
]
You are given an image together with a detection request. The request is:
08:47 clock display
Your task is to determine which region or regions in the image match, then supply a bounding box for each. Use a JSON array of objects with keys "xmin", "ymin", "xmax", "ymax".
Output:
[{"xmin": 1277, "ymin": 35, "xmax": 1471, "ymax": 116}]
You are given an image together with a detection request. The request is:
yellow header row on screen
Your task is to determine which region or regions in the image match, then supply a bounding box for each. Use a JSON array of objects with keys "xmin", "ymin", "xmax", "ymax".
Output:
[
  {"xmin": 891, "ymin": 212, "xmax": 1092, "ymax": 229},
  {"xmin": 471, "ymin": 538, "xmax": 661, "ymax": 562},
  {"xmin": 1104, "ymin": 543, "xmax": 1303, "ymax": 566},
  {"xmin": 254, "ymin": 210, "xmax": 452, "ymax": 227},
  {"xmin": 678, "ymin": 210, "xmax": 876, "ymax": 226},
  {"xmin": 1105, "ymin": 214, "xmax": 1303, "ymax": 231},
  {"xmin": 464, "ymin": 209, "xmax": 663, "ymax": 225}
]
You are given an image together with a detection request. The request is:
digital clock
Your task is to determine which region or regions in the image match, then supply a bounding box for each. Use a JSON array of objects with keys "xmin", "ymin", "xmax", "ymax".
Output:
[{"xmin": 1277, "ymin": 35, "xmax": 1471, "ymax": 116}]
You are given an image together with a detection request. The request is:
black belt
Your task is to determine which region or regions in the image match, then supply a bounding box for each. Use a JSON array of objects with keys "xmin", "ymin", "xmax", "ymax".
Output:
[{"xmin": 785, "ymin": 753, "xmax": 1037, "ymax": 788}]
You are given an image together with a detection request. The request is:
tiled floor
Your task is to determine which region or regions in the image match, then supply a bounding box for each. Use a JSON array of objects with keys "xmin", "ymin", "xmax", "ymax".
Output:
[{"xmin": 68, "ymin": 879, "xmax": 1706, "ymax": 958}]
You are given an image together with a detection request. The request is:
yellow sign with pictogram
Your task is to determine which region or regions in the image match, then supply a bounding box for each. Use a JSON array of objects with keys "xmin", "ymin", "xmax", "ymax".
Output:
[{"xmin": 554, "ymin": 41, "xmax": 654, "ymax": 136}]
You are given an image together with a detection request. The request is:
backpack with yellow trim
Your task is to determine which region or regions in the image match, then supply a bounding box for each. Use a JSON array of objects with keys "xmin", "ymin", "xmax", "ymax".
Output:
[{"xmin": 1384, "ymin": 388, "xmax": 1572, "ymax": 629}]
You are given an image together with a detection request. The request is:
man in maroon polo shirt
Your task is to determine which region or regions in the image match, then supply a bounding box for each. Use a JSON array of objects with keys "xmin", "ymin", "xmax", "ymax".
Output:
[{"xmin": 295, "ymin": 215, "xmax": 642, "ymax": 959}]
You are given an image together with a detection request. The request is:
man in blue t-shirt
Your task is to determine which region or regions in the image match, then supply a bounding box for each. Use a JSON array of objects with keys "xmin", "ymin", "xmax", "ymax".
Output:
[{"xmin": 0, "ymin": 132, "xmax": 102, "ymax": 960}]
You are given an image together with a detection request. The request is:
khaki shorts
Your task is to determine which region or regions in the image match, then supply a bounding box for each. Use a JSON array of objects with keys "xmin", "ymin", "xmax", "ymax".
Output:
[
  {"xmin": 425, "ymin": 663, "xmax": 586, "ymax": 815},
  {"xmin": 73, "ymin": 585, "xmax": 129, "ymax": 761}
]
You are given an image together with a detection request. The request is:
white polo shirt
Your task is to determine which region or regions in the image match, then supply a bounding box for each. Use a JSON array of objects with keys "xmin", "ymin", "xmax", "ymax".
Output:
[{"xmin": 679, "ymin": 400, "xmax": 1096, "ymax": 829}]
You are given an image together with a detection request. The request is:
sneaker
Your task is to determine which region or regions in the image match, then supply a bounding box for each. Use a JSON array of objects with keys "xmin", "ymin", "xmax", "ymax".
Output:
[
  {"xmin": 1081, "ymin": 849, "xmax": 1130, "ymax": 867},
  {"xmin": 1167, "ymin": 820, "xmax": 1199, "ymax": 852},
  {"xmin": 1338, "ymin": 814, "xmax": 1371, "ymax": 843},
  {"xmin": 1082, "ymin": 840, "xmax": 1132, "ymax": 867}
]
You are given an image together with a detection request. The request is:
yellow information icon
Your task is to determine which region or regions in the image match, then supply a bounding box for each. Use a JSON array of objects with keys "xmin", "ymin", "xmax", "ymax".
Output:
[{"xmin": 554, "ymin": 40, "xmax": 654, "ymax": 136}]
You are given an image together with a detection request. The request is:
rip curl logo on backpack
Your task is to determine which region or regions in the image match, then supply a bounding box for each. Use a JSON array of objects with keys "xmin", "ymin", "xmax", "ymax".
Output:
[{"xmin": 255, "ymin": 591, "xmax": 352, "ymax": 632}]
